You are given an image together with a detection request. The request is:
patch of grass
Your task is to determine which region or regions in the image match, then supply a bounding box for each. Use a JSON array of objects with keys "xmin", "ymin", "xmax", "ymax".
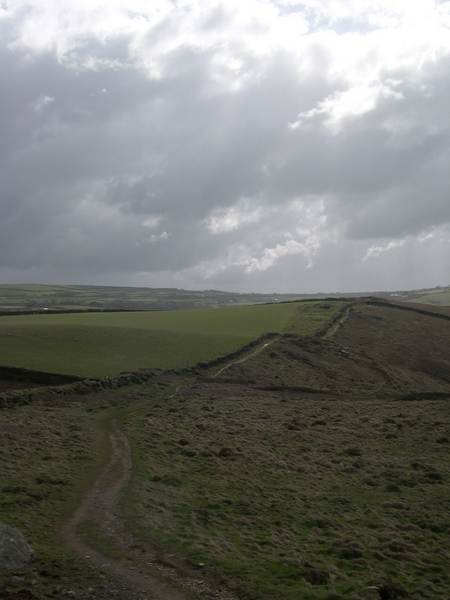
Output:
[
  {"xmin": 0, "ymin": 384, "xmax": 181, "ymax": 597},
  {"xmin": 284, "ymin": 301, "xmax": 346, "ymax": 336},
  {"xmin": 408, "ymin": 289, "xmax": 450, "ymax": 306},
  {"xmin": 123, "ymin": 387, "xmax": 450, "ymax": 600},
  {"xmin": 0, "ymin": 323, "xmax": 253, "ymax": 377}
]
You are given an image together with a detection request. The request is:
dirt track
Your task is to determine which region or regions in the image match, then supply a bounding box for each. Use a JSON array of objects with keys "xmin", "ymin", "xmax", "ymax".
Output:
[
  {"xmin": 61, "ymin": 420, "xmax": 240, "ymax": 600},
  {"xmin": 212, "ymin": 340, "xmax": 277, "ymax": 378}
]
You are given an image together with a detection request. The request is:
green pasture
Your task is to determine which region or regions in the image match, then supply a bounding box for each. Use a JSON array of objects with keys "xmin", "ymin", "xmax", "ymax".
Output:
[
  {"xmin": 0, "ymin": 302, "xmax": 342, "ymax": 378},
  {"xmin": 409, "ymin": 289, "xmax": 450, "ymax": 306},
  {"xmin": 0, "ymin": 302, "xmax": 340, "ymax": 378}
]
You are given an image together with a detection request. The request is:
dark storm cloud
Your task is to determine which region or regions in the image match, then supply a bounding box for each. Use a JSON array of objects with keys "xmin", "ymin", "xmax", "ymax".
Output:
[{"xmin": 1, "ymin": 1, "xmax": 450, "ymax": 292}]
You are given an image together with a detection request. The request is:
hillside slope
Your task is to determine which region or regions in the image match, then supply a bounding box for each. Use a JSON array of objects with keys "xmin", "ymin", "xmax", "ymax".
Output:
[{"xmin": 211, "ymin": 300, "xmax": 450, "ymax": 398}]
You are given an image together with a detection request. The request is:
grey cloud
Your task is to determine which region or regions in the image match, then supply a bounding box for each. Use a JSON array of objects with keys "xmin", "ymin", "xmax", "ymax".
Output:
[{"xmin": 1, "ymin": 3, "xmax": 450, "ymax": 292}]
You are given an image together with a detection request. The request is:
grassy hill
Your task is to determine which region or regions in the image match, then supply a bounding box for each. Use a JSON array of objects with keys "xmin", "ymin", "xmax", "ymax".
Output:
[
  {"xmin": 219, "ymin": 300, "xmax": 450, "ymax": 396},
  {"xmin": 122, "ymin": 299, "xmax": 450, "ymax": 599},
  {"xmin": 1, "ymin": 298, "xmax": 450, "ymax": 600}
]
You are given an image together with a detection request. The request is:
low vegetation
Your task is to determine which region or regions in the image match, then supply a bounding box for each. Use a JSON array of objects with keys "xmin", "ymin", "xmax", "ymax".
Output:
[
  {"xmin": 406, "ymin": 288, "xmax": 450, "ymax": 306},
  {"xmin": 0, "ymin": 392, "xmax": 121, "ymax": 595},
  {"xmin": 1, "ymin": 297, "xmax": 450, "ymax": 599},
  {"xmin": 125, "ymin": 389, "xmax": 450, "ymax": 599}
]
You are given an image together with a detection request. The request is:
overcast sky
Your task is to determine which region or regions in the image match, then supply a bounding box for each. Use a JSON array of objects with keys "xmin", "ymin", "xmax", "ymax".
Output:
[{"xmin": 1, "ymin": 0, "xmax": 449, "ymax": 293}]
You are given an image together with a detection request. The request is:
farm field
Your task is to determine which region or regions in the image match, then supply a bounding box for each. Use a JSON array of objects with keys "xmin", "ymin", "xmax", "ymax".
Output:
[
  {"xmin": 0, "ymin": 301, "xmax": 343, "ymax": 377},
  {"xmin": 2, "ymin": 283, "xmax": 450, "ymax": 316},
  {"xmin": 384, "ymin": 286, "xmax": 450, "ymax": 306},
  {"xmin": 406, "ymin": 288, "xmax": 450, "ymax": 306},
  {"xmin": 0, "ymin": 283, "xmax": 306, "ymax": 312}
]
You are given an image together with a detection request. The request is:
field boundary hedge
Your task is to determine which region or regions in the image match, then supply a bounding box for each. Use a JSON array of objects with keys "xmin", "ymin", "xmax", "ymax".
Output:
[
  {"xmin": 366, "ymin": 299, "xmax": 450, "ymax": 321},
  {"xmin": 0, "ymin": 365, "xmax": 83, "ymax": 386},
  {"xmin": 0, "ymin": 333, "xmax": 281, "ymax": 408},
  {"xmin": 312, "ymin": 300, "xmax": 358, "ymax": 338}
]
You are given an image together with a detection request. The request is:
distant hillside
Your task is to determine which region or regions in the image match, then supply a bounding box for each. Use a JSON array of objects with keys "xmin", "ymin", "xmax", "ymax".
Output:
[
  {"xmin": 1, "ymin": 283, "xmax": 449, "ymax": 314},
  {"xmin": 401, "ymin": 286, "xmax": 450, "ymax": 306},
  {"xmin": 0, "ymin": 283, "xmax": 307, "ymax": 312}
]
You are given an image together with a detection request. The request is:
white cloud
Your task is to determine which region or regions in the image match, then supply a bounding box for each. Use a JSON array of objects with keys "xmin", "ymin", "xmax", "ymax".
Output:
[
  {"xmin": 246, "ymin": 236, "xmax": 320, "ymax": 272},
  {"xmin": 363, "ymin": 239, "xmax": 406, "ymax": 260},
  {"xmin": 32, "ymin": 94, "xmax": 54, "ymax": 111},
  {"xmin": 140, "ymin": 231, "xmax": 170, "ymax": 245},
  {"xmin": 143, "ymin": 215, "xmax": 163, "ymax": 229},
  {"xmin": 205, "ymin": 199, "xmax": 262, "ymax": 234},
  {"xmin": 418, "ymin": 232, "xmax": 434, "ymax": 243},
  {"xmin": 290, "ymin": 79, "xmax": 405, "ymax": 133}
]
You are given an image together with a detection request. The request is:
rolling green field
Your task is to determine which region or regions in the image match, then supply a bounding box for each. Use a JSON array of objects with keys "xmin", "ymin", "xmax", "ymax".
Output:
[{"xmin": 0, "ymin": 302, "xmax": 342, "ymax": 377}]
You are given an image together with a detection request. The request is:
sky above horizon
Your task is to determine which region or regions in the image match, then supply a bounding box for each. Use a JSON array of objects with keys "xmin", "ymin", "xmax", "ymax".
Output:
[{"xmin": 1, "ymin": 0, "xmax": 450, "ymax": 294}]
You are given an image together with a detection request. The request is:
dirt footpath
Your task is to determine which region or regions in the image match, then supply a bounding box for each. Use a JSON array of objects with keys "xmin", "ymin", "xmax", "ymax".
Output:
[{"xmin": 61, "ymin": 421, "xmax": 240, "ymax": 600}]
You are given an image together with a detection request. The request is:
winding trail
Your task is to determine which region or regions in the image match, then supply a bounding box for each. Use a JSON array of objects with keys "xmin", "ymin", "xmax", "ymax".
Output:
[
  {"xmin": 61, "ymin": 421, "xmax": 239, "ymax": 600},
  {"xmin": 212, "ymin": 340, "xmax": 277, "ymax": 378},
  {"xmin": 58, "ymin": 337, "xmax": 291, "ymax": 598}
]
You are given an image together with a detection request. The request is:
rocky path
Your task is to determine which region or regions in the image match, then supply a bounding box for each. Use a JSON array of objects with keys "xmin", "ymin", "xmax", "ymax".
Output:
[{"xmin": 61, "ymin": 420, "xmax": 240, "ymax": 600}]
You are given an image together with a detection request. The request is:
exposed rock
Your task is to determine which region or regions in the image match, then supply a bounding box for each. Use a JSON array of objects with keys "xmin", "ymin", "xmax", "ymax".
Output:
[
  {"xmin": 218, "ymin": 447, "xmax": 233, "ymax": 458},
  {"xmin": 371, "ymin": 581, "xmax": 409, "ymax": 599},
  {"xmin": 0, "ymin": 523, "xmax": 35, "ymax": 573}
]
